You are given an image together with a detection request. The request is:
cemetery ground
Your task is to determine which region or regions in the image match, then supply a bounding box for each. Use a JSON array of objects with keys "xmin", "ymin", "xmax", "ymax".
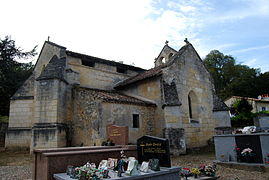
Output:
[{"xmin": 0, "ymin": 148, "xmax": 268, "ymax": 180}]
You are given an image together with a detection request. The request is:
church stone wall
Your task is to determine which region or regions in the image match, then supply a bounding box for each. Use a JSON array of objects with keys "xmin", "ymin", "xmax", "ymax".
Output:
[
  {"xmin": 162, "ymin": 45, "xmax": 215, "ymax": 148},
  {"xmin": 8, "ymin": 99, "xmax": 34, "ymax": 128},
  {"xmin": 34, "ymin": 43, "xmax": 64, "ymax": 78},
  {"xmin": 68, "ymin": 62, "xmax": 134, "ymax": 90},
  {"xmin": 5, "ymin": 128, "xmax": 31, "ymax": 150},
  {"xmin": 213, "ymin": 111, "xmax": 231, "ymax": 127},
  {"xmin": 120, "ymin": 78, "xmax": 165, "ymax": 137},
  {"xmin": 72, "ymin": 88, "xmax": 156, "ymax": 146},
  {"xmin": 101, "ymin": 103, "xmax": 155, "ymax": 144}
]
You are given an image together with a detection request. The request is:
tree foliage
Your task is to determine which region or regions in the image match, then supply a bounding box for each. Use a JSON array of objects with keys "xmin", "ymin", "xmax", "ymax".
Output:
[
  {"xmin": 204, "ymin": 50, "xmax": 261, "ymax": 100},
  {"xmin": 0, "ymin": 36, "xmax": 37, "ymax": 116},
  {"xmin": 230, "ymin": 99, "xmax": 255, "ymax": 127}
]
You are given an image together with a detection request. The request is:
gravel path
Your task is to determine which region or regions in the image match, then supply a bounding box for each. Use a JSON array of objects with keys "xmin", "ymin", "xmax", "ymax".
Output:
[
  {"xmin": 0, "ymin": 165, "xmax": 31, "ymax": 180},
  {"xmin": 171, "ymin": 152, "xmax": 269, "ymax": 180}
]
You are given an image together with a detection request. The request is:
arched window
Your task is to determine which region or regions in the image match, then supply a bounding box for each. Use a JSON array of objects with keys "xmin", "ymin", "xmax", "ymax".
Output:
[
  {"xmin": 188, "ymin": 91, "xmax": 199, "ymax": 122},
  {"xmin": 160, "ymin": 56, "xmax": 165, "ymax": 64},
  {"xmin": 168, "ymin": 53, "xmax": 173, "ymax": 59}
]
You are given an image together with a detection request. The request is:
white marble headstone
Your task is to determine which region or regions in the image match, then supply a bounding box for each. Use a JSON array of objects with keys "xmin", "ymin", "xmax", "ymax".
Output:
[
  {"xmin": 140, "ymin": 161, "xmax": 149, "ymax": 173},
  {"xmin": 98, "ymin": 160, "xmax": 108, "ymax": 169},
  {"xmin": 125, "ymin": 159, "xmax": 139, "ymax": 176}
]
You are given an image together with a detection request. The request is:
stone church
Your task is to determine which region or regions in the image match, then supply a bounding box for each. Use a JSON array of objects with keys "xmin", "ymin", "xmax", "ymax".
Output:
[{"xmin": 5, "ymin": 40, "xmax": 230, "ymax": 154}]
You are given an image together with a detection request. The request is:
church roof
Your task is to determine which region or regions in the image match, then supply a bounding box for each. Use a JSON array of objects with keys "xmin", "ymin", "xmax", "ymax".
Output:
[
  {"xmin": 78, "ymin": 87, "xmax": 156, "ymax": 106},
  {"xmin": 36, "ymin": 55, "xmax": 67, "ymax": 82},
  {"xmin": 115, "ymin": 64, "xmax": 165, "ymax": 89},
  {"xmin": 115, "ymin": 43, "xmax": 190, "ymax": 89},
  {"xmin": 213, "ymin": 94, "xmax": 229, "ymax": 111}
]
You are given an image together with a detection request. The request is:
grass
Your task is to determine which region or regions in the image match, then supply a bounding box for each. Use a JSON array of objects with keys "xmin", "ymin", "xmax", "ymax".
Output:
[{"xmin": 0, "ymin": 116, "xmax": 9, "ymax": 123}]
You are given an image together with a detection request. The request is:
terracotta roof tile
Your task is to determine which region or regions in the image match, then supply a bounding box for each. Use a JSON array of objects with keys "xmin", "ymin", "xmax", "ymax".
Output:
[
  {"xmin": 78, "ymin": 87, "xmax": 156, "ymax": 106},
  {"xmin": 115, "ymin": 64, "xmax": 165, "ymax": 89}
]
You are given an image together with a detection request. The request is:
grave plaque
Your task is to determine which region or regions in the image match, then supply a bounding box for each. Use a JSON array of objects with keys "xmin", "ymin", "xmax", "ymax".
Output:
[
  {"xmin": 137, "ymin": 135, "xmax": 171, "ymax": 167},
  {"xmin": 106, "ymin": 124, "xmax": 128, "ymax": 145}
]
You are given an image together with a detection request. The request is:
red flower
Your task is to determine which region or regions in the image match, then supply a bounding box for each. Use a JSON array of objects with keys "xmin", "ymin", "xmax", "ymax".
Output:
[
  {"xmin": 267, "ymin": 161, "xmax": 269, "ymax": 164},
  {"xmin": 236, "ymin": 148, "xmax": 240, "ymax": 151}
]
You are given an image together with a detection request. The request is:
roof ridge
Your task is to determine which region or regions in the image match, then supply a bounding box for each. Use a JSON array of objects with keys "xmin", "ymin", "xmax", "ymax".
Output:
[{"xmin": 114, "ymin": 43, "xmax": 191, "ymax": 89}]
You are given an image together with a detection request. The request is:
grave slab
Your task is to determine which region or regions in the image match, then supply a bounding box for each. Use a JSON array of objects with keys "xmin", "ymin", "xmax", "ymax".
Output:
[{"xmin": 53, "ymin": 167, "xmax": 181, "ymax": 180}]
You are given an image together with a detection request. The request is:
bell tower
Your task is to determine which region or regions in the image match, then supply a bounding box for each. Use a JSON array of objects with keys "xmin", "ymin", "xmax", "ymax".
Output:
[{"xmin": 154, "ymin": 40, "xmax": 177, "ymax": 67}]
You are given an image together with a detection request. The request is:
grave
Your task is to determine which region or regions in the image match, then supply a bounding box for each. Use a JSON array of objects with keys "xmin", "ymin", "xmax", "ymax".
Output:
[
  {"xmin": 137, "ymin": 135, "xmax": 171, "ymax": 167},
  {"xmin": 107, "ymin": 124, "xmax": 129, "ymax": 145},
  {"xmin": 33, "ymin": 145, "xmax": 137, "ymax": 180},
  {"xmin": 214, "ymin": 133, "xmax": 269, "ymax": 164}
]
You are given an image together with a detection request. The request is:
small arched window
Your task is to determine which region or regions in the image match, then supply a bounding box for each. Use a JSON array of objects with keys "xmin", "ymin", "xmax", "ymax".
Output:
[
  {"xmin": 168, "ymin": 53, "xmax": 173, "ymax": 59},
  {"xmin": 160, "ymin": 56, "xmax": 165, "ymax": 64},
  {"xmin": 188, "ymin": 91, "xmax": 199, "ymax": 122}
]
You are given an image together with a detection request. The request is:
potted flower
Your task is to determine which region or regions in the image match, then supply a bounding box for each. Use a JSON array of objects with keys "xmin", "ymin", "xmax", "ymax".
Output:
[
  {"xmin": 180, "ymin": 168, "xmax": 191, "ymax": 179},
  {"xmin": 191, "ymin": 168, "xmax": 200, "ymax": 178},
  {"xmin": 204, "ymin": 164, "xmax": 217, "ymax": 177},
  {"xmin": 241, "ymin": 148, "xmax": 255, "ymax": 163},
  {"xmin": 234, "ymin": 146, "xmax": 241, "ymax": 162}
]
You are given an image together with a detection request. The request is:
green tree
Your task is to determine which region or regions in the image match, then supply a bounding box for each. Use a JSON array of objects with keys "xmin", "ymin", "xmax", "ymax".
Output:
[
  {"xmin": 203, "ymin": 50, "xmax": 259, "ymax": 100},
  {"xmin": 255, "ymin": 72, "xmax": 269, "ymax": 95},
  {"xmin": 230, "ymin": 98, "xmax": 255, "ymax": 127},
  {"xmin": 0, "ymin": 36, "xmax": 37, "ymax": 116}
]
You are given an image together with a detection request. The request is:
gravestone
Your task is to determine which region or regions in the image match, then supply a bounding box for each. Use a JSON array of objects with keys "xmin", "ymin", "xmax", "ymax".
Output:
[
  {"xmin": 106, "ymin": 124, "xmax": 128, "ymax": 145},
  {"xmin": 137, "ymin": 135, "xmax": 171, "ymax": 167}
]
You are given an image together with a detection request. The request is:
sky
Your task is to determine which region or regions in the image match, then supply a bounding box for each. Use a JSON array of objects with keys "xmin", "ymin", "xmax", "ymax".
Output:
[{"xmin": 1, "ymin": 0, "xmax": 269, "ymax": 72}]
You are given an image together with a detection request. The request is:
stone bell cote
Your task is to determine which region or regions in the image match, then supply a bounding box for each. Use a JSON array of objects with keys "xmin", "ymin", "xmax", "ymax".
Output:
[{"xmin": 154, "ymin": 40, "xmax": 177, "ymax": 67}]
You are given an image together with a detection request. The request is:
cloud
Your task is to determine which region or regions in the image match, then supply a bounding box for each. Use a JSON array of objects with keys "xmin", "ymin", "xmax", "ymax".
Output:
[
  {"xmin": 1, "ymin": 0, "xmax": 269, "ymax": 72},
  {"xmin": 229, "ymin": 44, "xmax": 269, "ymax": 54},
  {"xmin": 245, "ymin": 58, "xmax": 257, "ymax": 66}
]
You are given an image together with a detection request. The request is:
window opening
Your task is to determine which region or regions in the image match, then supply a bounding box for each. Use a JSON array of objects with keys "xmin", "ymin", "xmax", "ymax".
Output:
[
  {"xmin": 82, "ymin": 60, "xmax": 95, "ymax": 67},
  {"xmin": 117, "ymin": 67, "xmax": 126, "ymax": 73},
  {"xmin": 133, "ymin": 114, "xmax": 139, "ymax": 128}
]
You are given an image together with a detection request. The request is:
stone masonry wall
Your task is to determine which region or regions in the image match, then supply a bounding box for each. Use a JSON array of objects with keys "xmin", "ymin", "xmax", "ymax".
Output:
[
  {"xmin": 101, "ymin": 103, "xmax": 156, "ymax": 144},
  {"xmin": 120, "ymin": 77, "xmax": 165, "ymax": 137},
  {"xmin": 72, "ymin": 88, "xmax": 156, "ymax": 146},
  {"xmin": 162, "ymin": 45, "xmax": 215, "ymax": 148},
  {"xmin": 72, "ymin": 88, "xmax": 102, "ymax": 146},
  {"xmin": 68, "ymin": 58, "xmax": 137, "ymax": 90},
  {"xmin": 8, "ymin": 99, "xmax": 34, "ymax": 128},
  {"xmin": 5, "ymin": 128, "xmax": 31, "ymax": 149}
]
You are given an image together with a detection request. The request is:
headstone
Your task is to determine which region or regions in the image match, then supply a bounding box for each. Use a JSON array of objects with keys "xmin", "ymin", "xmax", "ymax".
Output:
[
  {"xmin": 106, "ymin": 124, "xmax": 129, "ymax": 145},
  {"xmin": 137, "ymin": 135, "xmax": 171, "ymax": 167},
  {"xmin": 98, "ymin": 160, "xmax": 108, "ymax": 170},
  {"xmin": 125, "ymin": 159, "xmax": 139, "ymax": 176},
  {"xmin": 149, "ymin": 159, "xmax": 160, "ymax": 171},
  {"xmin": 107, "ymin": 158, "xmax": 118, "ymax": 169},
  {"xmin": 140, "ymin": 161, "xmax": 149, "ymax": 173}
]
